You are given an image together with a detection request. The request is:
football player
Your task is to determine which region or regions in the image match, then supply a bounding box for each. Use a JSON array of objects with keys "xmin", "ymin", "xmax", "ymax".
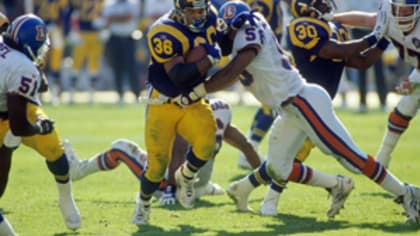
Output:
[
  {"xmin": 32, "ymin": 0, "xmax": 69, "ymax": 104},
  {"xmin": 64, "ymin": 99, "xmax": 262, "ymax": 205},
  {"xmin": 255, "ymin": 0, "xmax": 392, "ymax": 216},
  {"xmin": 177, "ymin": 0, "xmax": 420, "ymax": 224},
  {"xmin": 237, "ymin": 0, "xmax": 286, "ymax": 169},
  {"xmin": 334, "ymin": 0, "xmax": 420, "ymax": 170},
  {"xmin": 133, "ymin": 0, "xmax": 222, "ymax": 226},
  {"xmin": 67, "ymin": 0, "xmax": 104, "ymax": 104},
  {"xmin": 0, "ymin": 14, "xmax": 81, "ymax": 230}
]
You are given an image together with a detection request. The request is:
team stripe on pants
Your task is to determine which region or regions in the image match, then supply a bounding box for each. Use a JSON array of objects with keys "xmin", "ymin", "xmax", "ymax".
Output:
[
  {"xmin": 98, "ymin": 150, "xmax": 144, "ymax": 179},
  {"xmin": 388, "ymin": 110, "xmax": 410, "ymax": 134},
  {"xmin": 292, "ymin": 95, "xmax": 366, "ymax": 171}
]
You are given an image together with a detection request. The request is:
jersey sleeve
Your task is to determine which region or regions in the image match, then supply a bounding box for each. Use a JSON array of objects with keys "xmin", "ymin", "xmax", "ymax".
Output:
[
  {"xmin": 147, "ymin": 24, "xmax": 188, "ymax": 64},
  {"xmin": 288, "ymin": 18, "xmax": 331, "ymax": 54},
  {"xmin": 233, "ymin": 23, "xmax": 263, "ymax": 53},
  {"xmin": 7, "ymin": 65, "xmax": 41, "ymax": 105}
]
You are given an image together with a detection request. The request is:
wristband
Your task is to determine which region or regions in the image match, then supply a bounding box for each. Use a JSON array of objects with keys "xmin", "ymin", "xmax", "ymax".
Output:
[
  {"xmin": 364, "ymin": 34, "xmax": 378, "ymax": 47},
  {"xmin": 377, "ymin": 38, "xmax": 390, "ymax": 51}
]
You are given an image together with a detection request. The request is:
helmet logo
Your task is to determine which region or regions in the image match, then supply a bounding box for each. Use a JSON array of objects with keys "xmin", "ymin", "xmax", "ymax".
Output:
[
  {"xmin": 35, "ymin": 25, "xmax": 46, "ymax": 42},
  {"xmin": 223, "ymin": 5, "xmax": 237, "ymax": 19}
]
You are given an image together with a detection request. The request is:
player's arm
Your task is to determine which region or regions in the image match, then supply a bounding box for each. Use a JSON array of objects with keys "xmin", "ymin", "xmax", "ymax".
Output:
[
  {"xmin": 164, "ymin": 53, "xmax": 213, "ymax": 88},
  {"xmin": 223, "ymin": 124, "xmax": 261, "ymax": 169},
  {"xmin": 345, "ymin": 40, "xmax": 389, "ymax": 69},
  {"xmin": 333, "ymin": 11, "xmax": 376, "ymax": 29},
  {"xmin": 7, "ymin": 94, "xmax": 52, "ymax": 136},
  {"xmin": 205, "ymin": 45, "xmax": 259, "ymax": 93}
]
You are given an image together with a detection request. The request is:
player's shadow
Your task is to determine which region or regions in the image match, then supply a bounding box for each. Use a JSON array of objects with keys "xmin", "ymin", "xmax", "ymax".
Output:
[{"xmin": 132, "ymin": 224, "xmax": 206, "ymax": 236}]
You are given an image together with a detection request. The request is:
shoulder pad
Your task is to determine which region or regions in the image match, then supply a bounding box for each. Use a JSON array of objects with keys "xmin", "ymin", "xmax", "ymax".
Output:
[
  {"xmin": 147, "ymin": 23, "xmax": 189, "ymax": 63},
  {"xmin": 288, "ymin": 17, "xmax": 331, "ymax": 50}
]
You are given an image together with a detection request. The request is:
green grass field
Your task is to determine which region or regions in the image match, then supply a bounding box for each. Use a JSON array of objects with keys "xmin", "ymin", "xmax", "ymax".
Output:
[{"xmin": 2, "ymin": 103, "xmax": 420, "ymax": 236}]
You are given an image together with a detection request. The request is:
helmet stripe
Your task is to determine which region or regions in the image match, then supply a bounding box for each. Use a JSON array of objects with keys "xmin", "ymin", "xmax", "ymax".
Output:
[{"xmin": 11, "ymin": 16, "xmax": 29, "ymax": 42}]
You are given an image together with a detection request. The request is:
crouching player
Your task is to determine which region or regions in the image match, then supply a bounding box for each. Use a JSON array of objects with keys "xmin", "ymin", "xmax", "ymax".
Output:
[{"xmin": 0, "ymin": 14, "xmax": 80, "ymax": 230}]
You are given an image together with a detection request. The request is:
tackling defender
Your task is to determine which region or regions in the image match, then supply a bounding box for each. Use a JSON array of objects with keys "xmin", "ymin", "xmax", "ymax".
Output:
[
  {"xmin": 177, "ymin": 0, "xmax": 420, "ymax": 224},
  {"xmin": 254, "ymin": 0, "xmax": 391, "ymax": 216},
  {"xmin": 334, "ymin": 0, "xmax": 420, "ymax": 169}
]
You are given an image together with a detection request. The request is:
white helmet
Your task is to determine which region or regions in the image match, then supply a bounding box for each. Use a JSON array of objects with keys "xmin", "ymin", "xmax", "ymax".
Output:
[{"xmin": 389, "ymin": 0, "xmax": 420, "ymax": 32}]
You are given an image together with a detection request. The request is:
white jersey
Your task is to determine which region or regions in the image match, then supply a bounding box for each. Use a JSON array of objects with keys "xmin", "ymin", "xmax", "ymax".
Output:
[
  {"xmin": 209, "ymin": 99, "xmax": 232, "ymax": 154},
  {"xmin": 381, "ymin": 1, "xmax": 420, "ymax": 81},
  {"xmin": 0, "ymin": 37, "xmax": 41, "ymax": 112},
  {"xmin": 232, "ymin": 12, "xmax": 304, "ymax": 109}
]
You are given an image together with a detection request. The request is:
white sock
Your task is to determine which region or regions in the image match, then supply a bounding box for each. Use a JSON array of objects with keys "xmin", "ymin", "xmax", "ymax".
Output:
[
  {"xmin": 379, "ymin": 171, "xmax": 405, "ymax": 196},
  {"xmin": 57, "ymin": 181, "xmax": 74, "ymax": 201},
  {"xmin": 376, "ymin": 131, "xmax": 401, "ymax": 167},
  {"xmin": 264, "ymin": 187, "xmax": 280, "ymax": 202},
  {"xmin": 306, "ymin": 170, "xmax": 338, "ymax": 189},
  {"xmin": 0, "ymin": 217, "xmax": 17, "ymax": 236}
]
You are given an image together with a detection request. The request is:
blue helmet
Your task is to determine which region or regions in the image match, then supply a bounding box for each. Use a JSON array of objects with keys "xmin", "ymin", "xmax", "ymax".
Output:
[
  {"xmin": 218, "ymin": 0, "xmax": 252, "ymax": 33},
  {"xmin": 6, "ymin": 14, "xmax": 50, "ymax": 65},
  {"xmin": 389, "ymin": 0, "xmax": 420, "ymax": 32}
]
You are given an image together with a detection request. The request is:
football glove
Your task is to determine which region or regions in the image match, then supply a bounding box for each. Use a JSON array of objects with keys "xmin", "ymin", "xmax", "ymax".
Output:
[
  {"xmin": 3, "ymin": 130, "xmax": 21, "ymax": 149},
  {"xmin": 201, "ymin": 43, "xmax": 221, "ymax": 65},
  {"xmin": 173, "ymin": 83, "xmax": 207, "ymax": 107},
  {"xmin": 372, "ymin": 7, "xmax": 389, "ymax": 41},
  {"xmin": 36, "ymin": 117, "xmax": 55, "ymax": 135},
  {"xmin": 395, "ymin": 78, "xmax": 420, "ymax": 95}
]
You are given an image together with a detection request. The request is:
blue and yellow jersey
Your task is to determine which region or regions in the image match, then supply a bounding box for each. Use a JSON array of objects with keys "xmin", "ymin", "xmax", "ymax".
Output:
[
  {"xmin": 287, "ymin": 17, "xmax": 350, "ymax": 98},
  {"xmin": 245, "ymin": 0, "xmax": 283, "ymax": 41},
  {"xmin": 69, "ymin": 0, "xmax": 103, "ymax": 31},
  {"xmin": 33, "ymin": 0, "xmax": 68, "ymax": 25},
  {"xmin": 147, "ymin": 8, "xmax": 220, "ymax": 97}
]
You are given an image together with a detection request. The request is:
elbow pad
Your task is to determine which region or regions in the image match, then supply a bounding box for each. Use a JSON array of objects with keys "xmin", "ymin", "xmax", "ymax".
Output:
[{"xmin": 168, "ymin": 62, "xmax": 202, "ymax": 88}]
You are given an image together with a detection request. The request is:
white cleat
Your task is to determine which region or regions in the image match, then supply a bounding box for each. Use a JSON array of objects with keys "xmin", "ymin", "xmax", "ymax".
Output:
[
  {"xmin": 396, "ymin": 185, "xmax": 420, "ymax": 224},
  {"xmin": 63, "ymin": 140, "xmax": 84, "ymax": 181},
  {"xmin": 132, "ymin": 197, "xmax": 150, "ymax": 226},
  {"xmin": 226, "ymin": 180, "xmax": 253, "ymax": 212},
  {"xmin": 195, "ymin": 182, "xmax": 224, "ymax": 199},
  {"xmin": 260, "ymin": 195, "xmax": 279, "ymax": 216},
  {"xmin": 327, "ymin": 175, "xmax": 354, "ymax": 219},
  {"xmin": 59, "ymin": 197, "xmax": 81, "ymax": 230},
  {"xmin": 175, "ymin": 167, "xmax": 196, "ymax": 209}
]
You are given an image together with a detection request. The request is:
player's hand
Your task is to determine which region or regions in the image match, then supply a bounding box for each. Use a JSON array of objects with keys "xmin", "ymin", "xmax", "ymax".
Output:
[
  {"xmin": 395, "ymin": 78, "xmax": 414, "ymax": 95},
  {"xmin": 373, "ymin": 9, "xmax": 389, "ymax": 40},
  {"xmin": 173, "ymin": 83, "xmax": 206, "ymax": 107},
  {"xmin": 36, "ymin": 117, "xmax": 55, "ymax": 135},
  {"xmin": 160, "ymin": 185, "xmax": 176, "ymax": 206},
  {"xmin": 200, "ymin": 43, "xmax": 221, "ymax": 65},
  {"xmin": 3, "ymin": 130, "xmax": 21, "ymax": 149}
]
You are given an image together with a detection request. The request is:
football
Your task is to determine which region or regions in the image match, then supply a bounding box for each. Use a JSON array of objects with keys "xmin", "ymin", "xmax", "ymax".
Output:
[{"xmin": 185, "ymin": 45, "xmax": 208, "ymax": 63}]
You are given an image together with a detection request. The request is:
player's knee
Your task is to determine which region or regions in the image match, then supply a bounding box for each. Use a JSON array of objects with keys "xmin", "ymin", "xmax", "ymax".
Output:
[
  {"xmin": 193, "ymin": 138, "xmax": 216, "ymax": 161},
  {"xmin": 46, "ymin": 154, "xmax": 69, "ymax": 177}
]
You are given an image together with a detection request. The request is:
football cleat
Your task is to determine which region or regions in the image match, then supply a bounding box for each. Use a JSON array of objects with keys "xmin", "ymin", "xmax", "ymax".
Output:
[
  {"xmin": 395, "ymin": 184, "xmax": 420, "ymax": 224},
  {"xmin": 260, "ymin": 189, "xmax": 280, "ymax": 216},
  {"xmin": 132, "ymin": 196, "xmax": 150, "ymax": 226},
  {"xmin": 327, "ymin": 175, "xmax": 354, "ymax": 219},
  {"xmin": 175, "ymin": 167, "xmax": 197, "ymax": 209},
  {"xmin": 226, "ymin": 180, "xmax": 254, "ymax": 212},
  {"xmin": 195, "ymin": 182, "xmax": 224, "ymax": 199}
]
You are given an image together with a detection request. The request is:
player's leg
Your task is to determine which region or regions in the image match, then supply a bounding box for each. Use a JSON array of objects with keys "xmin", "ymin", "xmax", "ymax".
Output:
[
  {"xmin": 376, "ymin": 94, "xmax": 420, "ymax": 167},
  {"xmin": 22, "ymin": 106, "xmax": 80, "ymax": 229},
  {"xmin": 295, "ymin": 84, "xmax": 420, "ymax": 223},
  {"xmin": 86, "ymin": 32, "xmax": 103, "ymax": 104},
  {"xmin": 0, "ymin": 213, "xmax": 17, "ymax": 236},
  {"xmin": 0, "ymin": 127, "xmax": 20, "ymax": 198},
  {"xmin": 176, "ymin": 100, "xmax": 217, "ymax": 208},
  {"xmin": 194, "ymin": 158, "xmax": 224, "ymax": 199},
  {"xmin": 69, "ymin": 36, "xmax": 86, "ymax": 104},
  {"xmin": 134, "ymin": 101, "xmax": 180, "ymax": 225},
  {"xmin": 65, "ymin": 139, "xmax": 147, "ymax": 181},
  {"xmin": 238, "ymin": 106, "xmax": 273, "ymax": 169}
]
